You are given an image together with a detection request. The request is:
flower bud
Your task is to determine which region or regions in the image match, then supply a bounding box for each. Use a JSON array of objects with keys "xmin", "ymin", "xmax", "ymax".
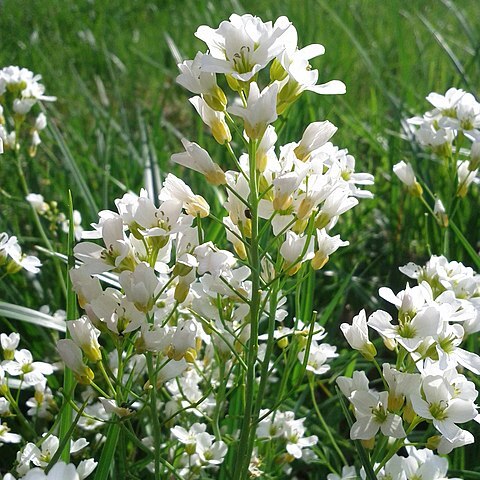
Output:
[
  {"xmin": 203, "ymin": 85, "xmax": 227, "ymax": 112},
  {"xmin": 469, "ymin": 142, "xmax": 480, "ymax": 171}
]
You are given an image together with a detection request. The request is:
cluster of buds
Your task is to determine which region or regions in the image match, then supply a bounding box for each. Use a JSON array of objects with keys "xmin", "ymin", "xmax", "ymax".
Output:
[{"xmin": 26, "ymin": 193, "xmax": 84, "ymax": 240}]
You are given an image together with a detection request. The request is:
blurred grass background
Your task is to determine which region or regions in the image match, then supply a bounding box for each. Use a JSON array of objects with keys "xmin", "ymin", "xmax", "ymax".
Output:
[{"xmin": 0, "ymin": 0, "xmax": 479, "ymax": 474}]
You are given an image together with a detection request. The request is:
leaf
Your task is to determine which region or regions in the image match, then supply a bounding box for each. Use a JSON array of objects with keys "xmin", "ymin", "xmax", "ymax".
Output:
[
  {"xmin": 42, "ymin": 105, "xmax": 99, "ymax": 217},
  {"xmin": 450, "ymin": 220, "xmax": 480, "ymax": 269},
  {"xmin": 0, "ymin": 301, "xmax": 66, "ymax": 332},
  {"xmin": 94, "ymin": 422, "xmax": 121, "ymax": 480}
]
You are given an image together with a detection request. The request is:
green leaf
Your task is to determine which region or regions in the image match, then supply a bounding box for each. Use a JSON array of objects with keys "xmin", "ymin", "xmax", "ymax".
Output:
[
  {"xmin": 450, "ymin": 221, "xmax": 480, "ymax": 269},
  {"xmin": 0, "ymin": 301, "xmax": 66, "ymax": 332},
  {"xmin": 94, "ymin": 422, "xmax": 121, "ymax": 480}
]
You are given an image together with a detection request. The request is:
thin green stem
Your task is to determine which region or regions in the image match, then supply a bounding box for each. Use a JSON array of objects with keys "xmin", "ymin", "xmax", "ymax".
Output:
[
  {"xmin": 14, "ymin": 151, "xmax": 67, "ymax": 297},
  {"xmin": 309, "ymin": 376, "xmax": 347, "ymax": 465},
  {"xmin": 233, "ymin": 138, "xmax": 261, "ymax": 480},
  {"xmin": 146, "ymin": 353, "xmax": 162, "ymax": 480}
]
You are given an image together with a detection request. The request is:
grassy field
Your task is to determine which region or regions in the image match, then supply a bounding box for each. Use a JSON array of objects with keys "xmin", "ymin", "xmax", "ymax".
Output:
[{"xmin": 1, "ymin": 0, "xmax": 479, "ymax": 476}]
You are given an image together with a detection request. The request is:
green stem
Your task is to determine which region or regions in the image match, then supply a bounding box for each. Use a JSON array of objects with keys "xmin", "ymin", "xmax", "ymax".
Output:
[
  {"xmin": 309, "ymin": 377, "xmax": 347, "ymax": 465},
  {"xmin": 4, "ymin": 388, "xmax": 37, "ymax": 439},
  {"xmin": 14, "ymin": 152, "xmax": 67, "ymax": 297},
  {"xmin": 146, "ymin": 353, "xmax": 162, "ymax": 480},
  {"xmin": 233, "ymin": 139, "xmax": 261, "ymax": 480}
]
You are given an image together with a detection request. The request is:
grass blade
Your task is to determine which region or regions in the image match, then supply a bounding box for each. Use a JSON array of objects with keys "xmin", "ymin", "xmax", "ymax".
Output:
[
  {"xmin": 450, "ymin": 220, "xmax": 480, "ymax": 269},
  {"xmin": 0, "ymin": 302, "xmax": 66, "ymax": 332},
  {"xmin": 94, "ymin": 422, "xmax": 121, "ymax": 480}
]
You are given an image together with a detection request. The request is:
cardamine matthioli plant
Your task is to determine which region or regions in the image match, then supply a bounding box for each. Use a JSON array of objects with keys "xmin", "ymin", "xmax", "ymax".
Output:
[{"xmin": 51, "ymin": 13, "xmax": 373, "ymax": 480}]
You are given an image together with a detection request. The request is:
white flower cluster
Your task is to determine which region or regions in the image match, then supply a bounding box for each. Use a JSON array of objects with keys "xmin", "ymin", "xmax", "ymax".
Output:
[
  {"xmin": 171, "ymin": 422, "xmax": 228, "ymax": 474},
  {"xmin": 257, "ymin": 410, "xmax": 318, "ymax": 463},
  {"xmin": 1, "ymin": 333, "xmax": 55, "ymax": 421},
  {"xmin": 175, "ymin": 13, "xmax": 373, "ymax": 275},
  {"xmin": 52, "ymin": 12, "xmax": 372, "ymax": 479},
  {"xmin": 0, "ymin": 66, "xmax": 55, "ymax": 155},
  {"xmin": 396, "ymin": 88, "xmax": 479, "ymax": 203},
  {"xmin": 409, "ymin": 88, "xmax": 480, "ymax": 151},
  {"xmin": 339, "ymin": 254, "xmax": 480, "ymax": 455},
  {"xmin": 13, "ymin": 435, "xmax": 97, "ymax": 479},
  {"xmin": 329, "ymin": 446, "xmax": 461, "ymax": 480},
  {"xmin": 0, "ymin": 232, "xmax": 42, "ymax": 274},
  {"xmin": 0, "ymin": 334, "xmax": 96, "ymax": 479}
]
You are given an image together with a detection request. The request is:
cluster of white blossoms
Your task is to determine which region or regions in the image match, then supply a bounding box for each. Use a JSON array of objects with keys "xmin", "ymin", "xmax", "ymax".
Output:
[
  {"xmin": 256, "ymin": 410, "xmax": 318, "ymax": 469},
  {"xmin": 0, "ymin": 66, "xmax": 55, "ymax": 156},
  {"xmin": 339, "ymin": 254, "xmax": 480, "ymax": 457},
  {"xmin": 49, "ymin": 12, "xmax": 373, "ymax": 479},
  {"xmin": 0, "ymin": 232, "xmax": 42, "ymax": 274},
  {"xmin": 0, "ymin": 333, "xmax": 96, "ymax": 478},
  {"xmin": 394, "ymin": 88, "xmax": 479, "ymax": 213},
  {"xmin": 329, "ymin": 446, "xmax": 461, "ymax": 480}
]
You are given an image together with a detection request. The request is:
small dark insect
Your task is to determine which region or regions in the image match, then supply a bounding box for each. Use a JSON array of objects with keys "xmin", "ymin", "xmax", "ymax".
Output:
[{"xmin": 244, "ymin": 209, "xmax": 252, "ymax": 219}]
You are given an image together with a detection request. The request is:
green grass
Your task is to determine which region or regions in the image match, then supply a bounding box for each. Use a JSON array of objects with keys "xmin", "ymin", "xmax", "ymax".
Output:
[{"xmin": 0, "ymin": 0, "xmax": 479, "ymax": 476}]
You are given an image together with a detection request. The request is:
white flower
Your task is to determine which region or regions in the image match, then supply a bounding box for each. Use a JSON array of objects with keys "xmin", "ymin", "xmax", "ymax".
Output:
[
  {"xmin": 176, "ymin": 52, "xmax": 219, "ymax": 97},
  {"xmin": 1, "ymin": 332, "xmax": 20, "ymax": 359},
  {"xmin": 3, "ymin": 349, "xmax": 53, "ymax": 386},
  {"xmin": 195, "ymin": 14, "xmax": 290, "ymax": 82},
  {"xmin": 279, "ymin": 231, "xmax": 314, "ymax": 274},
  {"xmin": 99, "ymin": 398, "xmax": 133, "ymax": 418},
  {"xmin": 77, "ymin": 459, "xmax": 97, "ymax": 479},
  {"xmin": 159, "ymin": 173, "xmax": 210, "ymax": 218},
  {"xmin": 228, "ymin": 81, "xmax": 279, "ymax": 140},
  {"xmin": 67, "ymin": 317, "xmax": 102, "ymax": 362},
  {"xmin": 0, "ymin": 232, "xmax": 42, "ymax": 274},
  {"xmin": 171, "ymin": 138, "xmax": 226, "ymax": 185},
  {"xmin": 74, "ymin": 216, "xmax": 134, "ymax": 274},
  {"xmin": 298, "ymin": 341, "xmax": 337, "ymax": 375},
  {"xmin": 196, "ymin": 433, "xmax": 228, "ymax": 465},
  {"xmin": 336, "ymin": 370, "xmax": 370, "ymax": 398},
  {"xmin": 327, "ymin": 466, "xmax": 357, "ymax": 480},
  {"xmin": 0, "ymin": 420, "xmax": 22, "ymax": 445},
  {"xmin": 119, "ymin": 263, "xmax": 160, "ymax": 312},
  {"xmin": 194, "ymin": 242, "xmax": 235, "ymax": 277},
  {"xmin": 350, "ymin": 390, "xmax": 406, "ymax": 440},
  {"xmin": 26, "ymin": 193, "xmax": 49, "ymax": 214},
  {"xmin": 171, "ymin": 422, "xmax": 209, "ymax": 447},
  {"xmin": 312, "ymin": 229, "xmax": 349, "ymax": 270},
  {"xmin": 457, "ymin": 160, "xmax": 477, "ymax": 197},
  {"xmin": 411, "ymin": 374, "xmax": 477, "ymax": 441},
  {"xmin": 277, "ymin": 24, "xmax": 346, "ymax": 102},
  {"xmin": 165, "ymin": 319, "xmax": 199, "ymax": 362},
  {"xmin": 315, "ymin": 188, "xmax": 358, "ymax": 229},
  {"xmin": 294, "ymin": 121, "xmax": 337, "ymax": 161},
  {"xmin": 393, "ymin": 161, "xmax": 423, "ymax": 196},
  {"xmin": 61, "ymin": 209, "xmax": 84, "ymax": 241},
  {"xmin": 22, "ymin": 462, "xmax": 80, "ymax": 480},
  {"xmin": 89, "ymin": 290, "xmax": 144, "ymax": 335},
  {"xmin": 340, "ymin": 309, "xmax": 376, "ymax": 359},
  {"xmin": 70, "ymin": 267, "xmax": 103, "ymax": 309},
  {"xmin": 57, "ymin": 339, "xmax": 93, "ymax": 384},
  {"xmin": 189, "ymin": 96, "xmax": 231, "ymax": 144}
]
